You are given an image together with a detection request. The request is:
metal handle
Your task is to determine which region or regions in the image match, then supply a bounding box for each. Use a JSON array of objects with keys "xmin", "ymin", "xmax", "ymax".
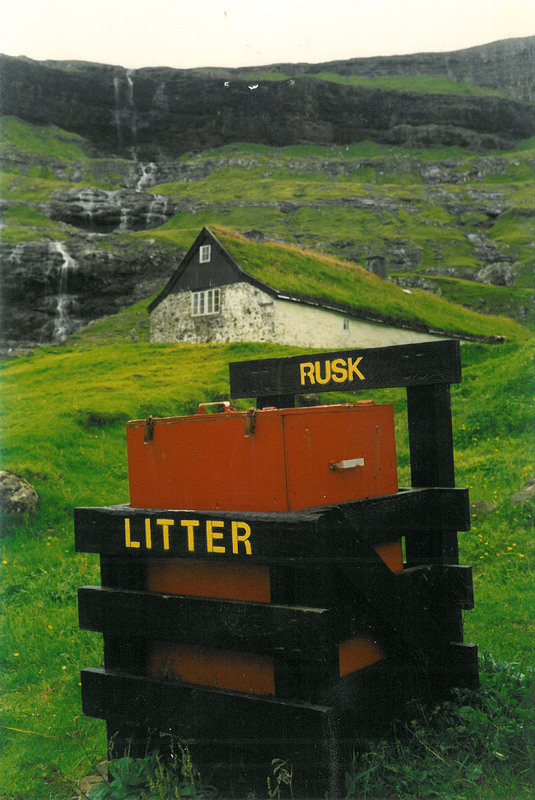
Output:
[
  {"xmin": 197, "ymin": 401, "xmax": 232, "ymax": 415},
  {"xmin": 330, "ymin": 458, "xmax": 365, "ymax": 470}
]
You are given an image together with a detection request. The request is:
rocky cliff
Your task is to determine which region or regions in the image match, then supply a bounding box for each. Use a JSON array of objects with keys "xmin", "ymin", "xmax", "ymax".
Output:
[
  {"xmin": 274, "ymin": 36, "xmax": 535, "ymax": 102},
  {"xmin": 1, "ymin": 37, "xmax": 534, "ymax": 159}
]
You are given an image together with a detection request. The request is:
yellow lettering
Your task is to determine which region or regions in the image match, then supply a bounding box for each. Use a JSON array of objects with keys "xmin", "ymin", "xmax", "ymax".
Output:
[
  {"xmin": 206, "ymin": 520, "xmax": 226, "ymax": 554},
  {"xmin": 331, "ymin": 358, "xmax": 348, "ymax": 383},
  {"xmin": 124, "ymin": 518, "xmax": 140, "ymax": 549},
  {"xmin": 315, "ymin": 360, "xmax": 332, "ymax": 385},
  {"xmin": 231, "ymin": 521, "xmax": 252, "ymax": 555},
  {"xmin": 156, "ymin": 519, "xmax": 174, "ymax": 550},
  {"xmin": 300, "ymin": 362, "xmax": 315, "ymax": 386},
  {"xmin": 145, "ymin": 518, "xmax": 152, "ymax": 549},
  {"xmin": 181, "ymin": 520, "xmax": 199, "ymax": 552},
  {"xmin": 348, "ymin": 356, "xmax": 365, "ymax": 381}
]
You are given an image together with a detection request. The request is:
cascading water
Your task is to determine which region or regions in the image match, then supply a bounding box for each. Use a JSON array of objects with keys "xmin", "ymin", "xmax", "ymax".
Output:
[
  {"xmin": 77, "ymin": 188, "xmax": 99, "ymax": 228},
  {"xmin": 126, "ymin": 69, "xmax": 138, "ymax": 157},
  {"xmin": 146, "ymin": 195, "xmax": 170, "ymax": 228},
  {"xmin": 51, "ymin": 242, "xmax": 79, "ymax": 342},
  {"xmin": 136, "ymin": 162, "xmax": 157, "ymax": 192},
  {"xmin": 113, "ymin": 76, "xmax": 123, "ymax": 146}
]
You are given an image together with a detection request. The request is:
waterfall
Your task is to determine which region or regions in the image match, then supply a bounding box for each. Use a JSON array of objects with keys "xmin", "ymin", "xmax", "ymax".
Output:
[
  {"xmin": 7, "ymin": 243, "xmax": 26, "ymax": 264},
  {"xmin": 119, "ymin": 206, "xmax": 130, "ymax": 231},
  {"xmin": 126, "ymin": 69, "xmax": 138, "ymax": 156},
  {"xmin": 77, "ymin": 188, "xmax": 98, "ymax": 228},
  {"xmin": 126, "ymin": 70, "xmax": 135, "ymax": 107},
  {"xmin": 153, "ymin": 81, "xmax": 167, "ymax": 109},
  {"xmin": 113, "ymin": 76, "xmax": 123, "ymax": 146},
  {"xmin": 51, "ymin": 242, "xmax": 79, "ymax": 342},
  {"xmin": 146, "ymin": 194, "xmax": 169, "ymax": 228},
  {"xmin": 136, "ymin": 162, "xmax": 157, "ymax": 192}
]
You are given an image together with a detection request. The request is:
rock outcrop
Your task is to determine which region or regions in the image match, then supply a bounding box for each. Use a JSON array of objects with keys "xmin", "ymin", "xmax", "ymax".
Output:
[
  {"xmin": 276, "ymin": 36, "xmax": 535, "ymax": 102},
  {"xmin": 0, "ymin": 471, "xmax": 39, "ymax": 515},
  {"xmin": 0, "ymin": 237, "xmax": 182, "ymax": 346},
  {"xmin": 1, "ymin": 39, "xmax": 534, "ymax": 159}
]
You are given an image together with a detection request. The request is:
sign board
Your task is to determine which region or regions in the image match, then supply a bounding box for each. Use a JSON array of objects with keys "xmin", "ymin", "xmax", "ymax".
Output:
[{"xmin": 229, "ymin": 339, "xmax": 462, "ymax": 399}]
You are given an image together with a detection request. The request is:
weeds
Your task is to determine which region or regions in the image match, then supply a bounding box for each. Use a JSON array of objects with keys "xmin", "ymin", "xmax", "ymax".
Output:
[
  {"xmin": 267, "ymin": 759, "xmax": 294, "ymax": 799},
  {"xmin": 87, "ymin": 739, "xmax": 216, "ymax": 800},
  {"xmin": 345, "ymin": 656, "xmax": 535, "ymax": 799}
]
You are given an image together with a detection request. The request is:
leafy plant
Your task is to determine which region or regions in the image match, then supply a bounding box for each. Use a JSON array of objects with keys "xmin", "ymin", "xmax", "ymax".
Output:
[
  {"xmin": 266, "ymin": 758, "xmax": 293, "ymax": 799},
  {"xmin": 87, "ymin": 741, "xmax": 216, "ymax": 800},
  {"xmin": 345, "ymin": 656, "xmax": 535, "ymax": 799}
]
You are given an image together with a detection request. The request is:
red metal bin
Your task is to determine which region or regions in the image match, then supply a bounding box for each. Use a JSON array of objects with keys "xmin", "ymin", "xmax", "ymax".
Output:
[
  {"xmin": 126, "ymin": 400, "xmax": 400, "ymax": 692},
  {"xmin": 126, "ymin": 400, "xmax": 398, "ymax": 513}
]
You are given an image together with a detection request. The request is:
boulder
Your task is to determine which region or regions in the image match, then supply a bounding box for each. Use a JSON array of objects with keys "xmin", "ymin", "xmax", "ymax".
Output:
[
  {"xmin": 0, "ymin": 471, "xmax": 40, "ymax": 515},
  {"xmin": 511, "ymin": 478, "xmax": 535, "ymax": 505}
]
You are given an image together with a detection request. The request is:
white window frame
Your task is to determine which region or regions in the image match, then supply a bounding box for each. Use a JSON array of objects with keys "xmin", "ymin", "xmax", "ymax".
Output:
[
  {"xmin": 192, "ymin": 288, "xmax": 221, "ymax": 317},
  {"xmin": 343, "ymin": 317, "xmax": 350, "ymax": 331},
  {"xmin": 199, "ymin": 244, "xmax": 212, "ymax": 263}
]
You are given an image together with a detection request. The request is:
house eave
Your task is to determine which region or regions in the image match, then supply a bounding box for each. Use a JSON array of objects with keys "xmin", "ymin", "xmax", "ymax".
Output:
[{"xmin": 271, "ymin": 291, "xmax": 505, "ymax": 344}]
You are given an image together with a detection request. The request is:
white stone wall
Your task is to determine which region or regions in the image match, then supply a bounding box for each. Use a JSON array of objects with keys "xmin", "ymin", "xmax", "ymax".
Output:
[
  {"xmin": 273, "ymin": 298, "xmax": 443, "ymax": 348},
  {"xmin": 150, "ymin": 282, "xmax": 444, "ymax": 347},
  {"xmin": 150, "ymin": 282, "xmax": 276, "ymax": 344}
]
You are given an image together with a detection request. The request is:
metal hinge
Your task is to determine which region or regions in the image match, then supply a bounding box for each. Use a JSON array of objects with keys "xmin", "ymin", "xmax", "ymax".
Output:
[
  {"xmin": 144, "ymin": 415, "xmax": 156, "ymax": 443},
  {"xmin": 245, "ymin": 407, "xmax": 257, "ymax": 437}
]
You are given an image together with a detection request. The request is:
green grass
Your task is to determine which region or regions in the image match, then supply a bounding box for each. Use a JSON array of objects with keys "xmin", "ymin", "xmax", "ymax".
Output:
[
  {"xmin": 0, "ymin": 325, "xmax": 533, "ymax": 798},
  {"xmin": 0, "ymin": 116, "xmax": 92, "ymax": 161},
  {"xmin": 2, "ymin": 118, "xmax": 533, "ymax": 325},
  {"xmin": 310, "ymin": 72, "xmax": 509, "ymax": 98},
  {"xmin": 409, "ymin": 276, "xmax": 535, "ymax": 330}
]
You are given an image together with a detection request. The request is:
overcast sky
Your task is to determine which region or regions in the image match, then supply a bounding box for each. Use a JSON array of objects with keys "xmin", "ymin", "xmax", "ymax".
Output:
[{"xmin": 1, "ymin": 0, "xmax": 533, "ymax": 70}]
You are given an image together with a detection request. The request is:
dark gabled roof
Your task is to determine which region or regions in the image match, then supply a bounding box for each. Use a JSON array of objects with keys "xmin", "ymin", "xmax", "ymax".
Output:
[{"xmin": 147, "ymin": 227, "xmax": 278, "ymax": 313}]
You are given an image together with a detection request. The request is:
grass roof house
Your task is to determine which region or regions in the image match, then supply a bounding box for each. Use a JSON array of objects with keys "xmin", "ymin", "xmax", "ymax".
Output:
[{"xmin": 148, "ymin": 227, "xmax": 510, "ymax": 347}]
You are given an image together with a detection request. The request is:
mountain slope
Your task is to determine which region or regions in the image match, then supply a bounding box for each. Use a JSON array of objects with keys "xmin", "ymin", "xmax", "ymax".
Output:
[
  {"xmin": 1, "ymin": 116, "xmax": 533, "ymax": 348},
  {"xmin": 1, "ymin": 38, "xmax": 534, "ymax": 159}
]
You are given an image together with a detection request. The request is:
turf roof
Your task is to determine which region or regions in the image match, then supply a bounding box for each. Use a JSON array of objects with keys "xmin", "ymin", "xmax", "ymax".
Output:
[{"xmin": 154, "ymin": 225, "xmax": 526, "ymax": 342}]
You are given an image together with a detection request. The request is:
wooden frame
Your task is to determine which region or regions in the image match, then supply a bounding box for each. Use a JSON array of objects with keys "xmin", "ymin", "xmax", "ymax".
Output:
[{"xmin": 75, "ymin": 339, "xmax": 478, "ymax": 795}]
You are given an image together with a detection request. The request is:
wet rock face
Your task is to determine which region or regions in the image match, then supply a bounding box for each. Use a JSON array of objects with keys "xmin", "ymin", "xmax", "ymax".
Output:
[
  {"xmin": 47, "ymin": 188, "xmax": 176, "ymax": 233},
  {"xmin": 1, "ymin": 45, "xmax": 534, "ymax": 159},
  {"xmin": 0, "ymin": 238, "xmax": 181, "ymax": 345},
  {"xmin": 0, "ymin": 471, "xmax": 39, "ymax": 516}
]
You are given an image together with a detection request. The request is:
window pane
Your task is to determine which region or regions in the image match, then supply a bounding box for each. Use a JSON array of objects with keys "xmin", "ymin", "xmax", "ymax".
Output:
[
  {"xmin": 207, "ymin": 290, "xmax": 213, "ymax": 314},
  {"xmin": 214, "ymin": 289, "xmax": 220, "ymax": 313},
  {"xmin": 200, "ymin": 245, "xmax": 211, "ymax": 263}
]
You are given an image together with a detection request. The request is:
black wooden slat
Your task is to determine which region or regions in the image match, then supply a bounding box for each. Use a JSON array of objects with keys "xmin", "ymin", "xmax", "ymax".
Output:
[
  {"xmin": 229, "ymin": 340, "xmax": 461, "ymax": 398},
  {"xmin": 406, "ymin": 383, "xmax": 459, "ymax": 566},
  {"xmin": 81, "ymin": 668, "xmax": 338, "ymax": 741},
  {"xmin": 78, "ymin": 586, "xmax": 338, "ymax": 660},
  {"xmin": 398, "ymin": 564, "xmax": 474, "ymax": 610},
  {"xmin": 99, "ymin": 555, "xmax": 148, "ymax": 674},
  {"xmin": 74, "ymin": 488, "xmax": 470, "ymax": 561},
  {"xmin": 446, "ymin": 643, "xmax": 479, "ymax": 690}
]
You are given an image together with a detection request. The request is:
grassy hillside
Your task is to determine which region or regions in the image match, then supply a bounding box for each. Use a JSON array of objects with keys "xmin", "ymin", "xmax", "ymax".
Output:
[
  {"xmin": 0, "ymin": 317, "xmax": 533, "ymax": 797},
  {"xmin": 1, "ymin": 117, "xmax": 534, "ymax": 332},
  {"xmin": 0, "ymin": 111, "xmax": 533, "ymax": 797},
  {"xmin": 203, "ymin": 68, "xmax": 513, "ymax": 99}
]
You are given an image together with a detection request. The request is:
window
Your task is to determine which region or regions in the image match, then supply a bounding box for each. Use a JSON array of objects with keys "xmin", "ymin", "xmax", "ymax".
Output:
[
  {"xmin": 343, "ymin": 318, "xmax": 350, "ymax": 331},
  {"xmin": 199, "ymin": 244, "xmax": 211, "ymax": 263},
  {"xmin": 192, "ymin": 288, "xmax": 221, "ymax": 317}
]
